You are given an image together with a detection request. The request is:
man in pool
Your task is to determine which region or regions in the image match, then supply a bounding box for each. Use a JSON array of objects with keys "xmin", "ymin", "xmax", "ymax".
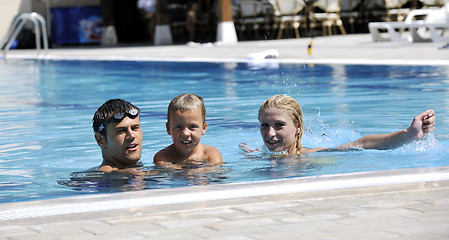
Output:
[{"xmin": 92, "ymin": 99, "xmax": 143, "ymax": 172}]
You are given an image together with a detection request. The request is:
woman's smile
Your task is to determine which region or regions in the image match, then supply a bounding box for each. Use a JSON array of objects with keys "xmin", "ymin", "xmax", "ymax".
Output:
[{"xmin": 259, "ymin": 107, "xmax": 300, "ymax": 153}]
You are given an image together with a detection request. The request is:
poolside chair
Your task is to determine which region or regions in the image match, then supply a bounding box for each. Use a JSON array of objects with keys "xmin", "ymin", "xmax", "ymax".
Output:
[
  {"xmin": 385, "ymin": 0, "xmax": 411, "ymax": 22},
  {"xmin": 420, "ymin": 0, "xmax": 449, "ymax": 8},
  {"xmin": 340, "ymin": 0, "xmax": 361, "ymax": 33},
  {"xmin": 311, "ymin": 0, "xmax": 347, "ymax": 36},
  {"xmin": 368, "ymin": 3, "xmax": 449, "ymax": 42},
  {"xmin": 235, "ymin": 0, "xmax": 271, "ymax": 40},
  {"xmin": 272, "ymin": 0, "xmax": 306, "ymax": 39}
]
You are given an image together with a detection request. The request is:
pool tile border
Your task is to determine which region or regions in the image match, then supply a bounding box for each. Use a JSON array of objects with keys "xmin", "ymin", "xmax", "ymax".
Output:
[{"xmin": 1, "ymin": 166, "xmax": 448, "ymax": 221}]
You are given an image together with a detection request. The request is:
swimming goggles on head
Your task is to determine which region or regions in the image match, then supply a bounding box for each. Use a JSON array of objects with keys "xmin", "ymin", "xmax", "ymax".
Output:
[{"xmin": 97, "ymin": 108, "xmax": 140, "ymax": 133}]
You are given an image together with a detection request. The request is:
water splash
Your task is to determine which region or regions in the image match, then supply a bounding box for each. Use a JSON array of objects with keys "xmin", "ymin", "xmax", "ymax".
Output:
[
  {"xmin": 403, "ymin": 132, "xmax": 442, "ymax": 152},
  {"xmin": 302, "ymin": 109, "xmax": 361, "ymax": 148}
]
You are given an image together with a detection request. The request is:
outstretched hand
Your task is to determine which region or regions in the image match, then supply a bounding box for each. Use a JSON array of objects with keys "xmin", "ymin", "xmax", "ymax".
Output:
[
  {"xmin": 407, "ymin": 109, "xmax": 435, "ymax": 140},
  {"xmin": 239, "ymin": 143, "xmax": 259, "ymax": 153}
]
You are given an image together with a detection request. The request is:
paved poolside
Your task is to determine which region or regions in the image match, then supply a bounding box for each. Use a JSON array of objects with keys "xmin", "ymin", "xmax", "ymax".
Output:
[
  {"xmin": 1, "ymin": 167, "xmax": 448, "ymax": 240},
  {"xmin": 2, "ymin": 34, "xmax": 449, "ymax": 239},
  {"xmin": 5, "ymin": 34, "xmax": 449, "ymax": 64}
]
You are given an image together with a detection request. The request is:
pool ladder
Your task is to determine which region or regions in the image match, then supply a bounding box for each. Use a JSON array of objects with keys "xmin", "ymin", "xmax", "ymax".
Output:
[{"xmin": 0, "ymin": 12, "xmax": 49, "ymax": 57}]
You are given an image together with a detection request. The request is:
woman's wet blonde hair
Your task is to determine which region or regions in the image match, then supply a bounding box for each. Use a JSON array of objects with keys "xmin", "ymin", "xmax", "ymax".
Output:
[
  {"xmin": 167, "ymin": 93, "xmax": 206, "ymax": 123},
  {"xmin": 258, "ymin": 95, "xmax": 304, "ymax": 154}
]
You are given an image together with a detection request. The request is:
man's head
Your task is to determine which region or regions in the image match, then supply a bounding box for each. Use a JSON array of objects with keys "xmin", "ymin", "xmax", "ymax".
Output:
[{"xmin": 93, "ymin": 99, "xmax": 143, "ymax": 169}]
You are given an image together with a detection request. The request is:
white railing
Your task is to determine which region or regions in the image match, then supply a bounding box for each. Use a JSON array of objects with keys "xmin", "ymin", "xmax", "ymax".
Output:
[{"xmin": 0, "ymin": 12, "xmax": 49, "ymax": 57}]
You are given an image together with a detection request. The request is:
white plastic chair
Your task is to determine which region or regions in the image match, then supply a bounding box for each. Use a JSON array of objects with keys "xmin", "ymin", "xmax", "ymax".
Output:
[
  {"xmin": 385, "ymin": 0, "xmax": 411, "ymax": 22},
  {"xmin": 273, "ymin": 0, "xmax": 306, "ymax": 39},
  {"xmin": 340, "ymin": 0, "xmax": 361, "ymax": 33},
  {"xmin": 236, "ymin": 0, "xmax": 270, "ymax": 39},
  {"xmin": 420, "ymin": 0, "xmax": 449, "ymax": 8},
  {"xmin": 312, "ymin": 0, "xmax": 347, "ymax": 35},
  {"xmin": 369, "ymin": 3, "xmax": 449, "ymax": 42}
]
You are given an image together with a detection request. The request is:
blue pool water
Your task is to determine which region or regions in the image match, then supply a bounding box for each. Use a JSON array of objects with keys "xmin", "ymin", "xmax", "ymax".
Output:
[{"xmin": 1, "ymin": 59, "xmax": 449, "ymax": 203}]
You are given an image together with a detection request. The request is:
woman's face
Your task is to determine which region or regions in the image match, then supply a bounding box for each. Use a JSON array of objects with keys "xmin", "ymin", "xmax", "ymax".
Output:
[{"xmin": 259, "ymin": 107, "xmax": 300, "ymax": 153}]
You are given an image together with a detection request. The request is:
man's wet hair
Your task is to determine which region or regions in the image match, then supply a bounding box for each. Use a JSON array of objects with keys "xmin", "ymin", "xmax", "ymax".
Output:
[{"xmin": 92, "ymin": 99, "xmax": 140, "ymax": 135}]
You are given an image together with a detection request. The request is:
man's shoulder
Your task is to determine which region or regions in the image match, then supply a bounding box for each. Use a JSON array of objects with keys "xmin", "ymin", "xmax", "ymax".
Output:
[{"xmin": 97, "ymin": 165, "xmax": 115, "ymax": 172}]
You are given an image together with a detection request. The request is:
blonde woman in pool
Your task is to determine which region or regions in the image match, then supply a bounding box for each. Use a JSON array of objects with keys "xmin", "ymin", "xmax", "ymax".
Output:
[{"xmin": 241, "ymin": 95, "xmax": 436, "ymax": 154}]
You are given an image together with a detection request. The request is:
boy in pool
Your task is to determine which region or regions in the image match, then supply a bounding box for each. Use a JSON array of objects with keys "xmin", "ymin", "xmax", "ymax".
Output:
[
  {"xmin": 154, "ymin": 93, "xmax": 223, "ymax": 167},
  {"xmin": 92, "ymin": 99, "xmax": 143, "ymax": 172},
  {"xmin": 241, "ymin": 95, "xmax": 436, "ymax": 154}
]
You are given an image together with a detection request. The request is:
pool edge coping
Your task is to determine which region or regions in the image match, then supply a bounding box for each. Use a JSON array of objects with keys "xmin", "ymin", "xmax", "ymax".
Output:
[
  {"xmin": 1, "ymin": 166, "xmax": 448, "ymax": 221},
  {"xmin": 4, "ymin": 54, "xmax": 449, "ymax": 66}
]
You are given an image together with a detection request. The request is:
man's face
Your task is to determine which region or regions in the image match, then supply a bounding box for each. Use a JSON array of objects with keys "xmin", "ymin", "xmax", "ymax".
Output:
[{"xmin": 102, "ymin": 116, "xmax": 143, "ymax": 166}]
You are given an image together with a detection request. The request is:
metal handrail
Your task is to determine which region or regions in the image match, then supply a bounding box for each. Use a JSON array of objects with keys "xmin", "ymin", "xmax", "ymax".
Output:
[{"xmin": 0, "ymin": 12, "xmax": 49, "ymax": 57}]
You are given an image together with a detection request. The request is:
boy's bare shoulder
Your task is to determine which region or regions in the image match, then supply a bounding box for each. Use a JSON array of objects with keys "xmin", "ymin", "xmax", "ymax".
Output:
[
  {"xmin": 153, "ymin": 145, "xmax": 176, "ymax": 164},
  {"xmin": 202, "ymin": 144, "xmax": 223, "ymax": 164}
]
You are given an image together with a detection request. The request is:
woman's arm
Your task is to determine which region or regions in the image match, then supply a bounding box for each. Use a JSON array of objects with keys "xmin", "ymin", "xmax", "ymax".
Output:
[
  {"xmin": 337, "ymin": 109, "xmax": 435, "ymax": 150},
  {"xmin": 239, "ymin": 143, "xmax": 259, "ymax": 153}
]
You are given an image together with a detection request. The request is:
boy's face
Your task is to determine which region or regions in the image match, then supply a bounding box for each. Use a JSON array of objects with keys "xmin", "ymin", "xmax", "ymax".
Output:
[
  {"xmin": 100, "ymin": 116, "xmax": 143, "ymax": 166},
  {"xmin": 166, "ymin": 109, "xmax": 206, "ymax": 154}
]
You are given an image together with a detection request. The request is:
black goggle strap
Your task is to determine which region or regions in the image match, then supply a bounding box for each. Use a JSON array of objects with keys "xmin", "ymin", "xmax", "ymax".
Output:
[{"xmin": 97, "ymin": 109, "xmax": 140, "ymax": 133}]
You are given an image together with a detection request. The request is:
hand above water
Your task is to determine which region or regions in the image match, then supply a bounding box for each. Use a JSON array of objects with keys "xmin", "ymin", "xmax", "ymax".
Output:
[
  {"xmin": 337, "ymin": 109, "xmax": 436, "ymax": 150},
  {"xmin": 407, "ymin": 109, "xmax": 436, "ymax": 140},
  {"xmin": 239, "ymin": 143, "xmax": 259, "ymax": 153}
]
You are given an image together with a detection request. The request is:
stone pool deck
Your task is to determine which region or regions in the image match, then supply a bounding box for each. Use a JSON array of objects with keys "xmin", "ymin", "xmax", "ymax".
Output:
[
  {"xmin": 4, "ymin": 34, "xmax": 449, "ymax": 63},
  {"xmin": 1, "ymin": 167, "xmax": 449, "ymax": 240},
  {"xmin": 2, "ymin": 34, "xmax": 449, "ymax": 239}
]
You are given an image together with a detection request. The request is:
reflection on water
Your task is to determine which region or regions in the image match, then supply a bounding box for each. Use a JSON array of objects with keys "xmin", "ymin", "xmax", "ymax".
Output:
[
  {"xmin": 57, "ymin": 163, "xmax": 230, "ymax": 193},
  {"xmin": 57, "ymin": 170, "xmax": 147, "ymax": 192},
  {"xmin": 244, "ymin": 148, "xmax": 364, "ymax": 179},
  {"xmin": 248, "ymin": 154, "xmax": 331, "ymax": 179},
  {"xmin": 57, "ymin": 152, "xmax": 354, "ymax": 193}
]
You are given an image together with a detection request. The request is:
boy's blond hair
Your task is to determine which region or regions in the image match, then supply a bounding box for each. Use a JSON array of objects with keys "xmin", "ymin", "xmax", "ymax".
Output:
[
  {"xmin": 167, "ymin": 93, "xmax": 206, "ymax": 123},
  {"xmin": 258, "ymin": 95, "xmax": 305, "ymax": 154}
]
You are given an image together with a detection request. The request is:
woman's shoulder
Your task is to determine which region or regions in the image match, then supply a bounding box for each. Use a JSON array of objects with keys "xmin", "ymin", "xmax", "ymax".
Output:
[{"xmin": 300, "ymin": 147, "xmax": 327, "ymax": 154}]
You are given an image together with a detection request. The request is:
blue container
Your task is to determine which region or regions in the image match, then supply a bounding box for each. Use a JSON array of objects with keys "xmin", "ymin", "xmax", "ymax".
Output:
[{"xmin": 51, "ymin": 6, "xmax": 102, "ymax": 45}]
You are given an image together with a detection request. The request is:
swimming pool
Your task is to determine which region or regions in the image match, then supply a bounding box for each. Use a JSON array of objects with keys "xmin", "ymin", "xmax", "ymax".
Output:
[{"xmin": 1, "ymin": 59, "xmax": 448, "ymax": 203}]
